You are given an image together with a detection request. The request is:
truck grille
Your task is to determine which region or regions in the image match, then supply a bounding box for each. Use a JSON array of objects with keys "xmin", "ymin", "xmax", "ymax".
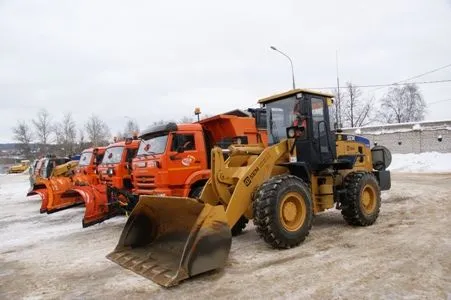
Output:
[{"xmin": 135, "ymin": 175, "xmax": 156, "ymax": 190}]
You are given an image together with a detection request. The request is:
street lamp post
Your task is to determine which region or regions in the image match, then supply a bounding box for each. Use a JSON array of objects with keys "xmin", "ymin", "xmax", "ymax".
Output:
[{"xmin": 270, "ymin": 46, "xmax": 296, "ymax": 90}]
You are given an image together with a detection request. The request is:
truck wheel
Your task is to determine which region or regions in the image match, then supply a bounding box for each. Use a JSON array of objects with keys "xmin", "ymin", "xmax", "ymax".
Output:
[
  {"xmin": 253, "ymin": 174, "xmax": 313, "ymax": 249},
  {"xmin": 341, "ymin": 172, "xmax": 381, "ymax": 226},
  {"xmin": 231, "ymin": 216, "xmax": 248, "ymax": 236},
  {"xmin": 188, "ymin": 185, "xmax": 204, "ymax": 199}
]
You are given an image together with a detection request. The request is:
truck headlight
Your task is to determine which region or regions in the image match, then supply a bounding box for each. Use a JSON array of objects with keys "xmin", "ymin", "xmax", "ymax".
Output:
[{"xmin": 107, "ymin": 168, "xmax": 114, "ymax": 177}]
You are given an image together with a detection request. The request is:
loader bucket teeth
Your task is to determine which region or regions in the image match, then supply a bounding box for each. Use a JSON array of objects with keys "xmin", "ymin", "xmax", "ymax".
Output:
[
  {"xmin": 71, "ymin": 185, "xmax": 112, "ymax": 227},
  {"xmin": 107, "ymin": 196, "xmax": 231, "ymax": 287}
]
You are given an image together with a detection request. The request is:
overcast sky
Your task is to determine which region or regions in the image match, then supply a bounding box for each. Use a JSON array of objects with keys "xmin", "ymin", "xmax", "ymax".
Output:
[{"xmin": 1, "ymin": 0, "xmax": 451, "ymax": 143}]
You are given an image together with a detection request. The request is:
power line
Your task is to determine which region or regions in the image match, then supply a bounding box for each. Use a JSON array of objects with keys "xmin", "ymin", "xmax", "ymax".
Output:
[
  {"xmin": 390, "ymin": 63, "xmax": 451, "ymax": 84},
  {"xmin": 310, "ymin": 79, "xmax": 451, "ymax": 90},
  {"xmin": 369, "ymin": 62, "xmax": 451, "ymax": 92}
]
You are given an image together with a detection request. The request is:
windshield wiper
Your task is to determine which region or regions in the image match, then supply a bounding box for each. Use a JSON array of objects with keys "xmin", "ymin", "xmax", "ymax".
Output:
[
  {"xmin": 141, "ymin": 141, "xmax": 158, "ymax": 158},
  {"xmin": 269, "ymin": 109, "xmax": 279, "ymax": 144}
]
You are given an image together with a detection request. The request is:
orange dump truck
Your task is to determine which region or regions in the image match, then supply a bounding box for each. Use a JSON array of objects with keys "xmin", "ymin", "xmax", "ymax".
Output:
[
  {"xmin": 71, "ymin": 139, "xmax": 140, "ymax": 227},
  {"xmin": 132, "ymin": 110, "xmax": 267, "ymax": 199}
]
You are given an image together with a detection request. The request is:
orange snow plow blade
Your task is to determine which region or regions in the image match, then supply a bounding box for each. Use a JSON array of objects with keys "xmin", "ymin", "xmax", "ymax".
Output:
[
  {"xmin": 36, "ymin": 189, "xmax": 49, "ymax": 213},
  {"xmin": 70, "ymin": 184, "xmax": 115, "ymax": 227},
  {"xmin": 44, "ymin": 177, "xmax": 84, "ymax": 214},
  {"xmin": 27, "ymin": 184, "xmax": 49, "ymax": 213},
  {"xmin": 107, "ymin": 196, "xmax": 231, "ymax": 287}
]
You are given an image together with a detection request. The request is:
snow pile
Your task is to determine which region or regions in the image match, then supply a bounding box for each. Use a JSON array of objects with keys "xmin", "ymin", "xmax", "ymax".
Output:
[{"xmin": 389, "ymin": 152, "xmax": 451, "ymax": 173}]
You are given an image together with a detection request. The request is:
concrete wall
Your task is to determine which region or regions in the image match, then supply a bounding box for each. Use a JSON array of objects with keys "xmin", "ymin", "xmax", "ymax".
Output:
[{"xmin": 341, "ymin": 120, "xmax": 451, "ymax": 154}]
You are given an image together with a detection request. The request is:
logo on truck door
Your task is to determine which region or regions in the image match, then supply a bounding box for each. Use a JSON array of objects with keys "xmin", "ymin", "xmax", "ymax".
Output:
[{"xmin": 181, "ymin": 155, "xmax": 196, "ymax": 167}]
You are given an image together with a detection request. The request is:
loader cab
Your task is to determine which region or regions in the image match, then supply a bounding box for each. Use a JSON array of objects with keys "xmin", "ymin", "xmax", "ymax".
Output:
[
  {"xmin": 259, "ymin": 89, "xmax": 336, "ymax": 171},
  {"xmin": 40, "ymin": 156, "xmax": 71, "ymax": 178}
]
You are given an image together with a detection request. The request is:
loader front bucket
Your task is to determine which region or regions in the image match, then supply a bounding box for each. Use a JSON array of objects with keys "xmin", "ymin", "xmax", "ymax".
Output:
[
  {"xmin": 45, "ymin": 178, "xmax": 84, "ymax": 214},
  {"xmin": 106, "ymin": 196, "xmax": 231, "ymax": 287},
  {"xmin": 70, "ymin": 184, "xmax": 113, "ymax": 227}
]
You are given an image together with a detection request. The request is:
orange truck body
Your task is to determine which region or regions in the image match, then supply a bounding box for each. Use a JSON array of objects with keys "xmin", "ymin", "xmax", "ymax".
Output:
[
  {"xmin": 132, "ymin": 111, "xmax": 267, "ymax": 199},
  {"xmin": 71, "ymin": 140, "xmax": 140, "ymax": 227}
]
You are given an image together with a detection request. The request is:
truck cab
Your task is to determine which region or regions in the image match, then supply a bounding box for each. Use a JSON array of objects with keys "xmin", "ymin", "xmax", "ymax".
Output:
[
  {"xmin": 97, "ymin": 139, "xmax": 140, "ymax": 190},
  {"xmin": 74, "ymin": 147, "xmax": 106, "ymax": 185},
  {"xmin": 132, "ymin": 112, "xmax": 267, "ymax": 198}
]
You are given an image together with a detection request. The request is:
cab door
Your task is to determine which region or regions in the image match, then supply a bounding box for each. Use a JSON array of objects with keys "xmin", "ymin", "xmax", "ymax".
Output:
[{"xmin": 166, "ymin": 132, "xmax": 203, "ymax": 194}]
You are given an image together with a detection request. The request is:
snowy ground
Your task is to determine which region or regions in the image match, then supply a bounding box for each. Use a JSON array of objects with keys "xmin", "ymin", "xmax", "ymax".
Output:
[{"xmin": 0, "ymin": 172, "xmax": 450, "ymax": 299}]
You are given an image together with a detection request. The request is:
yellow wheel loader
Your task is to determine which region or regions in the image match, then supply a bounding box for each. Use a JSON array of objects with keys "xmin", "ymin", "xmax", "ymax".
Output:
[{"xmin": 107, "ymin": 89, "xmax": 392, "ymax": 287}]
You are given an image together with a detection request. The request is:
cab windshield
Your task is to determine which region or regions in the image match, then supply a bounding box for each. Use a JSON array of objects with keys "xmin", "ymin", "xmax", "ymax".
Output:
[
  {"xmin": 137, "ymin": 134, "xmax": 168, "ymax": 156},
  {"xmin": 78, "ymin": 151, "xmax": 93, "ymax": 166},
  {"xmin": 101, "ymin": 147, "xmax": 124, "ymax": 164},
  {"xmin": 266, "ymin": 97, "xmax": 299, "ymax": 144}
]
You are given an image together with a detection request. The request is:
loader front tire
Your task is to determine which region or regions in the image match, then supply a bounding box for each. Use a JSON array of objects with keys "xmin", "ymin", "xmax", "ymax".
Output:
[
  {"xmin": 341, "ymin": 172, "xmax": 381, "ymax": 226},
  {"xmin": 253, "ymin": 174, "xmax": 313, "ymax": 249}
]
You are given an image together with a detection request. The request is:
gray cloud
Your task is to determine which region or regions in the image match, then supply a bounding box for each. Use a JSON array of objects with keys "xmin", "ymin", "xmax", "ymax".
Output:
[{"xmin": 1, "ymin": 0, "xmax": 450, "ymax": 143}]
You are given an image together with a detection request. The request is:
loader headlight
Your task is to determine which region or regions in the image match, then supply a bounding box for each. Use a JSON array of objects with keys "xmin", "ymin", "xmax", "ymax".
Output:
[{"xmin": 286, "ymin": 126, "xmax": 305, "ymax": 139}]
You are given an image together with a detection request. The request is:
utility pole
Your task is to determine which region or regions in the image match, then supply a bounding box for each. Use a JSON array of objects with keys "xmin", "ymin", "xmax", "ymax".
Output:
[
  {"xmin": 270, "ymin": 46, "xmax": 296, "ymax": 90},
  {"xmin": 336, "ymin": 50, "xmax": 342, "ymax": 128}
]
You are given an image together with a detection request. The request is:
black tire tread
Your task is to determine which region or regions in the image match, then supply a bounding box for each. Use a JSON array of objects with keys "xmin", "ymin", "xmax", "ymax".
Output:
[
  {"xmin": 341, "ymin": 172, "xmax": 381, "ymax": 226},
  {"xmin": 253, "ymin": 174, "xmax": 313, "ymax": 249},
  {"xmin": 231, "ymin": 216, "xmax": 249, "ymax": 236}
]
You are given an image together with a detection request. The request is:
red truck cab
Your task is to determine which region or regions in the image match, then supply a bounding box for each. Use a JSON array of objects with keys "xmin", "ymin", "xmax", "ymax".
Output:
[{"xmin": 132, "ymin": 111, "xmax": 267, "ymax": 198}]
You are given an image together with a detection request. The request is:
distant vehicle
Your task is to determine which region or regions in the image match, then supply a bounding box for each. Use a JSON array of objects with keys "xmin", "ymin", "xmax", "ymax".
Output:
[{"xmin": 8, "ymin": 160, "xmax": 30, "ymax": 174}]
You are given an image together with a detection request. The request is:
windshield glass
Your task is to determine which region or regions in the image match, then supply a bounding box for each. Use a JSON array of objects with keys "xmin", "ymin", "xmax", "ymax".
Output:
[
  {"xmin": 266, "ymin": 97, "xmax": 299, "ymax": 144},
  {"xmin": 78, "ymin": 151, "xmax": 93, "ymax": 166},
  {"xmin": 101, "ymin": 147, "xmax": 124, "ymax": 164},
  {"xmin": 137, "ymin": 134, "xmax": 168, "ymax": 156}
]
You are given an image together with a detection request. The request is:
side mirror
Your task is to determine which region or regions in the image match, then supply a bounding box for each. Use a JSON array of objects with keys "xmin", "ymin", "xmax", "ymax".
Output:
[{"xmin": 177, "ymin": 146, "xmax": 185, "ymax": 153}]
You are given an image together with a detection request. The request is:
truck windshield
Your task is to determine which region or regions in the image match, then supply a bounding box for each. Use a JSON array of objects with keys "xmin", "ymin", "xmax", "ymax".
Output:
[
  {"xmin": 137, "ymin": 134, "xmax": 168, "ymax": 156},
  {"xmin": 78, "ymin": 151, "xmax": 93, "ymax": 166},
  {"xmin": 101, "ymin": 147, "xmax": 124, "ymax": 164}
]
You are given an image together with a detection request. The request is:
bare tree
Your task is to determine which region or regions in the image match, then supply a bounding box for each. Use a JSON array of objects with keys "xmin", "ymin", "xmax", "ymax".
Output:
[
  {"xmin": 12, "ymin": 121, "xmax": 33, "ymax": 157},
  {"xmin": 54, "ymin": 113, "xmax": 77, "ymax": 155},
  {"xmin": 179, "ymin": 116, "xmax": 194, "ymax": 123},
  {"xmin": 124, "ymin": 119, "xmax": 140, "ymax": 136},
  {"xmin": 152, "ymin": 120, "xmax": 168, "ymax": 126},
  {"xmin": 342, "ymin": 82, "xmax": 372, "ymax": 127},
  {"xmin": 85, "ymin": 115, "xmax": 111, "ymax": 146},
  {"xmin": 32, "ymin": 109, "xmax": 53, "ymax": 145},
  {"xmin": 76, "ymin": 128, "xmax": 87, "ymax": 152},
  {"xmin": 330, "ymin": 88, "xmax": 344, "ymax": 128},
  {"xmin": 380, "ymin": 83, "xmax": 426, "ymax": 124}
]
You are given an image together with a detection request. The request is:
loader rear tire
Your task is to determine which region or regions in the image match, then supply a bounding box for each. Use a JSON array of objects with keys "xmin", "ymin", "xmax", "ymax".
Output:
[
  {"xmin": 231, "ymin": 216, "xmax": 248, "ymax": 236},
  {"xmin": 341, "ymin": 172, "xmax": 381, "ymax": 226},
  {"xmin": 253, "ymin": 174, "xmax": 313, "ymax": 249}
]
